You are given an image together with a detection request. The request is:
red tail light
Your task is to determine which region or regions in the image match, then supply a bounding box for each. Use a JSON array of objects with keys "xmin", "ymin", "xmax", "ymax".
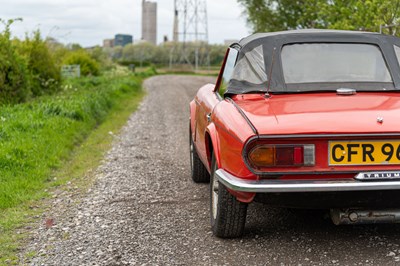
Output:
[{"xmin": 247, "ymin": 144, "xmax": 314, "ymax": 169}]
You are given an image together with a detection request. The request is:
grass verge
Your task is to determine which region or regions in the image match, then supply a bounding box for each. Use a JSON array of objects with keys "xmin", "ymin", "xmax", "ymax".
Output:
[{"xmin": 0, "ymin": 71, "xmax": 150, "ymax": 264}]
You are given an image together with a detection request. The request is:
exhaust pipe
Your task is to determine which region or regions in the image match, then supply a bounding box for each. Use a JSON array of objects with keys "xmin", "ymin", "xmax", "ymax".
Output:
[{"xmin": 330, "ymin": 209, "xmax": 400, "ymax": 225}]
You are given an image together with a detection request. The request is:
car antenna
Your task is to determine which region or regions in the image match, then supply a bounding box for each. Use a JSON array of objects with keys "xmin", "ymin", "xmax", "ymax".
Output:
[{"xmin": 265, "ymin": 47, "xmax": 276, "ymax": 99}]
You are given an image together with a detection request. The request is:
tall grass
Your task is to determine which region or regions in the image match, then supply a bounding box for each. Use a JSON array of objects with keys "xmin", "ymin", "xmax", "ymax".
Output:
[
  {"xmin": 0, "ymin": 75, "xmax": 144, "ymax": 210},
  {"xmin": 0, "ymin": 73, "xmax": 148, "ymax": 236}
]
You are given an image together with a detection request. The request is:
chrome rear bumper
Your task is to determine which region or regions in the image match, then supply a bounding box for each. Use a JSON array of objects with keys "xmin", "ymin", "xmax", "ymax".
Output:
[{"xmin": 215, "ymin": 169, "xmax": 400, "ymax": 193}]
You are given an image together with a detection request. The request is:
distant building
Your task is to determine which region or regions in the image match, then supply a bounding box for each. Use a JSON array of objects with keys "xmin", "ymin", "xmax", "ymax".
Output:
[
  {"xmin": 142, "ymin": 0, "xmax": 157, "ymax": 45},
  {"xmin": 103, "ymin": 39, "xmax": 114, "ymax": 48},
  {"xmin": 163, "ymin": 35, "xmax": 169, "ymax": 43},
  {"xmin": 173, "ymin": 9, "xmax": 179, "ymax": 42},
  {"xmin": 114, "ymin": 34, "xmax": 133, "ymax": 47}
]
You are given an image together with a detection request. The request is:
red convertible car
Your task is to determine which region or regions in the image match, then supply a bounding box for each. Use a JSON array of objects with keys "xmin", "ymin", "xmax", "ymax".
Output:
[{"xmin": 189, "ymin": 29, "xmax": 400, "ymax": 238}]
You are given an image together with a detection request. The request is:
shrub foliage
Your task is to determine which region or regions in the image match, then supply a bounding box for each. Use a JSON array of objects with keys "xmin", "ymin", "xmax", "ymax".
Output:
[
  {"xmin": 63, "ymin": 50, "xmax": 100, "ymax": 76},
  {"xmin": 0, "ymin": 19, "xmax": 29, "ymax": 104},
  {"xmin": 17, "ymin": 31, "xmax": 61, "ymax": 96},
  {"xmin": 0, "ymin": 19, "xmax": 107, "ymax": 104}
]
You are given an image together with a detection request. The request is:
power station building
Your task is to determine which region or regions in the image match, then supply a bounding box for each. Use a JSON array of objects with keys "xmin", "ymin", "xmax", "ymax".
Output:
[
  {"xmin": 142, "ymin": 0, "xmax": 157, "ymax": 45},
  {"xmin": 103, "ymin": 34, "xmax": 133, "ymax": 48},
  {"xmin": 114, "ymin": 34, "xmax": 133, "ymax": 47}
]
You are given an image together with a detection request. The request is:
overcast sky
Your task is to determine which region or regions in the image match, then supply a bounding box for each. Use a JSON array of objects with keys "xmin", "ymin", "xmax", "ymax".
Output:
[{"xmin": 0, "ymin": 0, "xmax": 250, "ymax": 47}]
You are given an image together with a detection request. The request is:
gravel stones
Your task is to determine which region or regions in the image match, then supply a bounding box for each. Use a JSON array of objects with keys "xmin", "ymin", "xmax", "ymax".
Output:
[{"xmin": 21, "ymin": 76, "xmax": 400, "ymax": 265}]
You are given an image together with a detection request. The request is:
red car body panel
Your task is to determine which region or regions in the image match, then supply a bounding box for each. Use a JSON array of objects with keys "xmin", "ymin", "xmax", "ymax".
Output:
[
  {"xmin": 234, "ymin": 93, "xmax": 400, "ymax": 135},
  {"xmin": 190, "ymin": 30, "xmax": 400, "ymax": 205},
  {"xmin": 191, "ymin": 90, "xmax": 400, "ymax": 203},
  {"xmin": 191, "ymin": 84, "xmax": 220, "ymax": 171}
]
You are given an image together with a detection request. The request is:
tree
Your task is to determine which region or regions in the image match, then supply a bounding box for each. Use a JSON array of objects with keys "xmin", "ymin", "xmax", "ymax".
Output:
[
  {"xmin": 109, "ymin": 42, "xmax": 227, "ymax": 68},
  {"xmin": 88, "ymin": 46, "xmax": 114, "ymax": 71},
  {"xmin": 237, "ymin": 0, "xmax": 324, "ymax": 32},
  {"xmin": 238, "ymin": 0, "xmax": 400, "ymax": 34},
  {"xmin": 375, "ymin": 0, "xmax": 400, "ymax": 34},
  {"xmin": 319, "ymin": 0, "xmax": 381, "ymax": 32}
]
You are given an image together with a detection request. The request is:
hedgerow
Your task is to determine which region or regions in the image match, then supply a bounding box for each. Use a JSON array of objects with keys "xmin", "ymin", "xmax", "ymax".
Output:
[
  {"xmin": 0, "ymin": 19, "xmax": 108, "ymax": 104},
  {"xmin": 0, "ymin": 19, "xmax": 29, "ymax": 104},
  {"xmin": 16, "ymin": 31, "xmax": 61, "ymax": 96},
  {"xmin": 62, "ymin": 50, "xmax": 100, "ymax": 76}
]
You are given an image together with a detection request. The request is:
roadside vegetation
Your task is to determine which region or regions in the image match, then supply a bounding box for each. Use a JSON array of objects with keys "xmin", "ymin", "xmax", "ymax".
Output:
[
  {"xmin": 0, "ymin": 19, "xmax": 154, "ymax": 263},
  {"xmin": 110, "ymin": 41, "xmax": 226, "ymax": 69},
  {"xmin": 2, "ymin": 0, "xmax": 398, "ymax": 262},
  {"xmin": 238, "ymin": 0, "xmax": 400, "ymax": 35}
]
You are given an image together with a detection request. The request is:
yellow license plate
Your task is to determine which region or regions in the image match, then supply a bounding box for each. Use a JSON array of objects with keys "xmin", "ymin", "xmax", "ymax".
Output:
[{"xmin": 329, "ymin": 140, "xmax": 400, "ymax": 165}]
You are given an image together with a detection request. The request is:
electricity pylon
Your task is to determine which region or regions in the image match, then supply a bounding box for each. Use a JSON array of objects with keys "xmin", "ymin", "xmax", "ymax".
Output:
[{"xmin": 171, "ymin": 0, "xmax": 210, "ymax": 71}]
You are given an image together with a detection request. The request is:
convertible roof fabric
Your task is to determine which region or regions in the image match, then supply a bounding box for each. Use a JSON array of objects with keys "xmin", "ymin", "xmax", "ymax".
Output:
[
  {"xmin": 237, "ymin": 29, "xmax": 379, "ymax": 48},
  {"xmin": 225, "ymin": 29, "xmax": 400, "ymax": 95}
]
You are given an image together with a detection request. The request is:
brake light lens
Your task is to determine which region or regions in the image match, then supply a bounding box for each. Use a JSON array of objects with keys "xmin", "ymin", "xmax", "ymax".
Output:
[{"xmin": 248, "ymin": 144, "xmax": 315, "ymax": 168}]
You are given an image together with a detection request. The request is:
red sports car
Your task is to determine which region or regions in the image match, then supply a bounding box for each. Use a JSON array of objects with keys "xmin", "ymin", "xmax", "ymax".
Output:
[{"xmin": 189, "ymin": 29, "xmax": 400, "ymax": 238}]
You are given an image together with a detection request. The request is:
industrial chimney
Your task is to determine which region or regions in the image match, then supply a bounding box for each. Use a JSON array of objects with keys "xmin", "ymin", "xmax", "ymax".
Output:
[{"xmin": 142, "ymin": 0, "xmax": 157, "ymax": 45}]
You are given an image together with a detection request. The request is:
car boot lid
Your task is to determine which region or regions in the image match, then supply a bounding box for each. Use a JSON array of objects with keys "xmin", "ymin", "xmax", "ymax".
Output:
[{"xmin": 231, "ymin": 92, "xmax": 400, "ymax": 136}]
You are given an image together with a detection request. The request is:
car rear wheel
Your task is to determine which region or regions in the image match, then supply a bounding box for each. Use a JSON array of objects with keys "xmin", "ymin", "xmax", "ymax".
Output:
[
  {"xmin": 210, "ymin": 153, "xmax": 247, "ymax": 238},
  {"xmin": 190, "ymin": 130, "xmax": 210, "ymax": 183}
]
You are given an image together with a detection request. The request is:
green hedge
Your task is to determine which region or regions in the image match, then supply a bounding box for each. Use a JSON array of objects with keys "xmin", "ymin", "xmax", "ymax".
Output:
[
  {"xmin": 62, "ymin": 50, "xmax": 100, "ymax": 76},
  {"xmin": 16, "ymin": 31, "xmax": 61, "ymax": 97},
  {"xmin": 0, "ymin": 20, "xmax": 110, "ymax": 104},
  {"xmin": 0, "ymin": 25, "xmax": 29, "ymax": 104}
]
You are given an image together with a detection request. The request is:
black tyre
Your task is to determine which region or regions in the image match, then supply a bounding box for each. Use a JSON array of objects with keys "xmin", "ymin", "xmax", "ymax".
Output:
[
  {"xmin": 190, "ymin": 131, "xmax": 210, "ymax": 183},
  {"xmin": 210, "ymin": 153, "xmax": 248, "ymax": 238}
]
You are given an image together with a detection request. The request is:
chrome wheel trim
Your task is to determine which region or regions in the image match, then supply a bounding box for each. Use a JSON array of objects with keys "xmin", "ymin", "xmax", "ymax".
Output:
[{"xmin": 212, "ymin": 172, "xmax": 219, "ymax": 220}]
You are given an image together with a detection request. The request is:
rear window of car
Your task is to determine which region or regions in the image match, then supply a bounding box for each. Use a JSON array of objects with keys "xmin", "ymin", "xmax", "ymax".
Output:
[
  {"xmin": 281, "ymin": 43, "xmax": 392, "ymax": 84},
  {"xmin": 230, "ymin": 45, "xmax": 267, "ymax": 85},
  {"xmin": 224, "ymin": 45, "xmax": 269, "ymax": 95}
]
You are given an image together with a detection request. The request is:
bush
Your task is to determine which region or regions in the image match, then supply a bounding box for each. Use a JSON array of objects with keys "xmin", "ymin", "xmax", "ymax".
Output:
[
  {"xmin": 17, "ymin": 31, "xmax": 61, "ymax": 96},
  {"xmin": 62, "ymin": 50, "xmax": 100, "ymax": 76},
  {"xmin": 88, "ymin": 46, "xmax": 115, "ymax": 71},
  {"xmin": 0, "ymin": 20, "xmax": 29, "ymax": 104}
]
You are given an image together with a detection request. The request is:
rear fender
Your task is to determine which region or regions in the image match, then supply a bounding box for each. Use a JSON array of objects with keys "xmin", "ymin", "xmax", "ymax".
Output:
[
  {"xmin": 189, "ymin": 100, "xmax": 197, "ymax": 141},
  {"xmin": 205, "ymin": 123, "xmax": 220, "ymax": 171},
  {"xmin": 206, "ymin": 123, "xmax": 255, "ymax": 203}
]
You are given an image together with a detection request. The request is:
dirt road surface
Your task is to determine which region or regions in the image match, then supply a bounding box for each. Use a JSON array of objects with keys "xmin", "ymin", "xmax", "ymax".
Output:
[{"xmin": 24, "ymin": 76, "xmax": 400, "ymax": 265}]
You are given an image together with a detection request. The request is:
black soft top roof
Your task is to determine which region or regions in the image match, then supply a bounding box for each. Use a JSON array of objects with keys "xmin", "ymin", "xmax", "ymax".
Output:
[
  {"xmin": 225, "ymin": 29, "xmax": 400, "ymax": 95},
  {"xmin": 236, "ymin": 29, "xmax": 380, "ymax": 48}
]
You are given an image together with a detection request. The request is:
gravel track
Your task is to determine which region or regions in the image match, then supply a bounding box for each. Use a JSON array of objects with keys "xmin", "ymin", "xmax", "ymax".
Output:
[{"xmin": 23, "ymin": 75, "xmax": 400, "ymax": 265}]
